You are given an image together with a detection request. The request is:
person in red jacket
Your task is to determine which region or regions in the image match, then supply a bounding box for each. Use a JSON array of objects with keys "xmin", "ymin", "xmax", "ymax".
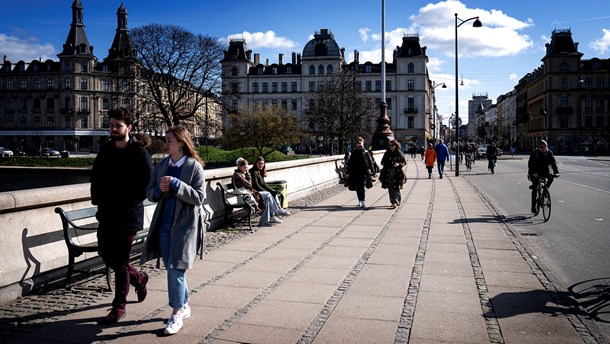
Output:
[{"xmin": 424, "ymin": 143, "xmax": 437, "ymax": 179}]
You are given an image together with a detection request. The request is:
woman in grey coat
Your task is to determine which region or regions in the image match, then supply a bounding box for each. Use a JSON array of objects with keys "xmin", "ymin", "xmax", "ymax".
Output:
[{"xmin": 140, "ymin": 126, "xmax": 205, "ymax": 335}]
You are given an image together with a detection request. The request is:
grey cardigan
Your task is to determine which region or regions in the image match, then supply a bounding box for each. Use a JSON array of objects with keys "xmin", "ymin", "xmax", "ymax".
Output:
[{"xmin": 140, "ymin": 156, "xmax": 206, "ymax": 270}]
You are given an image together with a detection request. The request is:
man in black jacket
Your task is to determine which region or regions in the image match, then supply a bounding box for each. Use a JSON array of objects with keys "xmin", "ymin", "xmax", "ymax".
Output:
[
  {"xmin": 527, "ymin": 139, "xmax": 559, "ymax": 213},
  {"xmin": 90, "ymin": 108, "xmax": 153, "ymax": 323}
]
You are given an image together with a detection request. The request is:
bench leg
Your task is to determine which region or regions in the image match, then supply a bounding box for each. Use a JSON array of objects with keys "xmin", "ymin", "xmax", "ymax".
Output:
[
  {"xmin": 247, "ymin": 207, "xmax": 253, "ymax": 232},
  {"xmin": 105, "ymin": 266, "xmax": 113, "ymax": 292},
  {"xmin": 64, "ymin": 253, "xmax": 76, "ymax": 288}
]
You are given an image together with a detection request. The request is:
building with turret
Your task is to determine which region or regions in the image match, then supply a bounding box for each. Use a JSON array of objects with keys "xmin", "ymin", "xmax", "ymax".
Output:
[{"xmin": 221, "ymin": 29, "xmax": 436, "ymax": 152}]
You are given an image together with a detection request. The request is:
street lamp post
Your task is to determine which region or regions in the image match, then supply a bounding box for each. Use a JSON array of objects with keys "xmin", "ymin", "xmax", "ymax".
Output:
[
  {"xmin": 432, "ymin": 81, "xmax": 447, "ymax": 143},
  {"xmin": 454, "ymin": 13, "xmax": 482, "ymax": 176}
]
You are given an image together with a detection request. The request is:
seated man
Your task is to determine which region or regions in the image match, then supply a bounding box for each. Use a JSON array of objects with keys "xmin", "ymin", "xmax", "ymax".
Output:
[{"xmin": 527, "ymin": 139, "xmax": 560, "ymax": 213}]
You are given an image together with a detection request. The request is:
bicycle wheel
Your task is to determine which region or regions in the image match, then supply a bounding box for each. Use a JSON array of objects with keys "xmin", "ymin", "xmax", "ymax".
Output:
[
  {"xmin": 541, "ymin": 188, "xmax": 551, "ymax": 221},
  {"xmin": 534, "ymin": 189, "xmax": 541, "ymax": 216}
]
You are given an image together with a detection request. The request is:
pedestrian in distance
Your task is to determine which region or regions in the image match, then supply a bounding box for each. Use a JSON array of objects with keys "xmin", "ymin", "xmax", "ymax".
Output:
[
  {"xmin": 249, "ymin": 156, "xmax": 290, "ymax": 216},
  {"xmin": 346, "ymin": 137, "xmax": 375, "ymax": 208},
  {"xmin": 233, "ymin": 157, "xmax": 282, "ymax": 226},
  {"xmin": 140, "ymin": 126, "xmax": 206, "ymax": 335},
  {"xmin": 424, "ymin": 143, "xmax": 437, "ymax": 179},
  {"xmin": 527, "ymin": 139, "xmax": 560, "ymax": 214},
  {"xmin": 379, "ymin": 139, "xmax": 407, "ymax": 208},
  {"xmin": 434, "ymin": 139, "xmax": 450, "ymax": 179},
  {"xmin": 90, "ymin": 108, "xmax": 153, "ymax": 324}
]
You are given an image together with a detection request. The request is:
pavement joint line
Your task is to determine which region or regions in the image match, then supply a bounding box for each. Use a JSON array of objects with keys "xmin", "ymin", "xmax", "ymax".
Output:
[
  {"xmin": 464, "ymin": 178, "xmax": 603, "ymax": 344},
  {"xmin": 394, "ymin": 159, "xmax": 431, "ymax": 344},
  {"xmin": 200, "ymin": 185, "xmax": 392, "ymax": 344},
  {"xmin": 299, "ymin": 161, "xmax": 420, "ymax": 344},
  {"xmin": 447, "ymin": 176, "xmax": 505, "ymax": 344}
]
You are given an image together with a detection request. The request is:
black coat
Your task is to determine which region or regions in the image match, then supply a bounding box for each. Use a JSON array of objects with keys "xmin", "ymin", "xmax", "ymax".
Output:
[
  {"xmin": 380, "ymin": 149, "xmax": 407, "ymax": 189},
  {"xmin": 528, "ymin": 148, "xmax": 559, "ymax": 176},
  {"xmin": 90, "ymin": 137, "xmax": 153, "ymax": 234},
  {"xmin": 346, "ymin": 148, "xmax": 373, "ymax": 189}
]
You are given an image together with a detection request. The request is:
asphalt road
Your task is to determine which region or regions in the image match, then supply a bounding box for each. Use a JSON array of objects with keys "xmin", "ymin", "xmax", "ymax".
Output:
[{"xmin": 456, "ymin": 153, "xmax": 610, "ymax": 342}]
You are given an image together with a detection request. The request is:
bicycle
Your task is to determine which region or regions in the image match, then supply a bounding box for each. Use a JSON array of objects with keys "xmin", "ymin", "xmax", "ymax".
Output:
[
  {"xmin": 533, "ymin": 175, "xmax": 558, "ymax": 222},
  {"xmin": 487, "ymin": 157, "xmax": 496, "ymax": 174},
  {"xmin": 464, "ymin": 153, "xmax": 473, "ymax": 171}
]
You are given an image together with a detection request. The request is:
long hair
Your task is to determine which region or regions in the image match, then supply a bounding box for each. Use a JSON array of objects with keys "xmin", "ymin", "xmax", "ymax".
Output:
[
  {"xmin": 252, "ymin": 156, "xmax": 268, "ymax": 177},
  {"xmin": 166, "ymin": 126, "xmax": 204, "ymax": 167}
]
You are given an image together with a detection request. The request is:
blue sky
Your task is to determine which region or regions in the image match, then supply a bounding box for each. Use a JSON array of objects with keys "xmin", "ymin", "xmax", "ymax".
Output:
[{"xmin": 1, "ymin": 0, "xmax": 609, "ymax": 125}]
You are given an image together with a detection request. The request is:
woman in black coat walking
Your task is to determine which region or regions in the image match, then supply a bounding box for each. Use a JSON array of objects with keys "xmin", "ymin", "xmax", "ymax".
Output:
[
  {"xmin": 346, "ymin": 138, "xmax": 374, "ymax": 208},
  {"xmin": 380, "ymin": 139, "xmax": 407, "ymax": 208}
]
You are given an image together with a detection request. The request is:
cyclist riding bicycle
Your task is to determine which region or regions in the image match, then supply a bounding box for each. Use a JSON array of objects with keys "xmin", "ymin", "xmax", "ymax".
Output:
[
  {"xmin": 527, "ymin": 139, "xmax": 559, "ymax": 214},
  {"xmin": 486, "ymin": 142, "xmax": 498, "ymax": 172}
]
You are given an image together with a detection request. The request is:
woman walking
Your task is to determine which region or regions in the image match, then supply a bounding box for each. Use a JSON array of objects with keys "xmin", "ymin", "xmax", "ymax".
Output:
[
  {"xmin": 346, "ymin": 138, "xmax": 374, "ymax": 208},
  {"xmin": 424, "ymin": 143, "xmax": 437, "ymax": 179},
  {"xmin": 380, "ymin": 139, "xmax": 407, "ymax": 208},
  {"xmin": 141, "ymin": 126, "xmax": 206, "ymax": 335}
]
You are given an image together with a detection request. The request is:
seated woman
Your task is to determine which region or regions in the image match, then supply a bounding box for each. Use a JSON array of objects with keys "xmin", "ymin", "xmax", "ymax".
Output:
[
  {"xmin": 233, "ymin": 157, "xmax": 283, "ymax": 227},
  {"xmin": 249, "ymin": 156, "xmax": 290, "ymax": 216}
]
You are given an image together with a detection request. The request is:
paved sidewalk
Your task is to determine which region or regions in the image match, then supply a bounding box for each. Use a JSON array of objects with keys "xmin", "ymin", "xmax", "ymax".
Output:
[{"xmin": 2, "ymin": 159, "xmax": 595, "ymax": 343}]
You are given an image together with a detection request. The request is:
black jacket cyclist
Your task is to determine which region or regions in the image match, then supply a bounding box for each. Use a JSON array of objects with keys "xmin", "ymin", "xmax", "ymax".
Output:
[{"xmin": 527, "ymin": 139, "xmax": 559, "ymax": 213}]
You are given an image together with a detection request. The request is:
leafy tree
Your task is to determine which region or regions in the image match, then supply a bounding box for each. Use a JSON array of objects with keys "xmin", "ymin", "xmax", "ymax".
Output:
[
  {"xmin": 131, "ymin": 24, "xmax": 224, "ymax": 127},
  {"xmin": 222, "ymin": 104, "xmax": 300, "ymax": 158},
  {"xmin": 305, "ymin": 70, "xmax": 377, "ymax": 155}
]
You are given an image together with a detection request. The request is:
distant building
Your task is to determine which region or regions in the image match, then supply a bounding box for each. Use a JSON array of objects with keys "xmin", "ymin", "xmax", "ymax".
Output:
[{"xmin": 220, "ymin": 29, "xmax": 436, "ymax": 151}]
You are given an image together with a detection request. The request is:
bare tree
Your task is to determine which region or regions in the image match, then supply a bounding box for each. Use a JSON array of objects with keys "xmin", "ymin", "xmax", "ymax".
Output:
[
  {"xmin": 305, "ymin": 70, "xmax": 377, "ymax": 155},
  {"xmin": 131, "ymin": 24, "xmax": 224, "ymax": 127},
  {"xmin": 222, "ymin": 104, "xmax": 300, "ymax": 158}
]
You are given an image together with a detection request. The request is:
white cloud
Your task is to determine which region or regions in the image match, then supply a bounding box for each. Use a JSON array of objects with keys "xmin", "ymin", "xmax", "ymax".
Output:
[
  {"xmin": 226, "ymin": 30, "xmax": 297, "ymax": 50},
  {"xmin": 509, "ymin": 73, "xmax": 519, "ymax": 82},
  {"xmin": 0, "ymin": 33, "xmax": 56, "ymax": 62},
  {"xmin": 359, "ymin": 28, "xmax": 371, "ymax": 42},
  {"xmin": 590, "ymin": 28, "xmax": 610, "ymax": 54}
]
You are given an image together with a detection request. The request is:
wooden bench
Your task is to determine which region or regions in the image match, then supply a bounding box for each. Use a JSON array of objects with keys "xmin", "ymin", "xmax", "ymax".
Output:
[
  {"xmin": 55, "ymin": 199, "xmax": 206, "ymax": 290},
  {"xmin": 216, "ymin": 182, "xmax": 259, "ymax": 231}
]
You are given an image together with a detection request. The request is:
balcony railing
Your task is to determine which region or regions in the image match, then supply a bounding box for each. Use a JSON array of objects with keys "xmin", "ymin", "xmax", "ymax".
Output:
[
  {"xmin": 404, "ymin": 107, "xmax": 418, "ymax": 114},
  {"xmin": 556, "ymin": 106, "xmax": 573, "ymax": 115}
]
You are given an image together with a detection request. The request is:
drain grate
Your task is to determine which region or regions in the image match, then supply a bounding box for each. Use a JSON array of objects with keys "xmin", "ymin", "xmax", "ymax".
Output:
[{"xmin": 520, "ymin": 232, "xmax": 538, "ymax": 236}]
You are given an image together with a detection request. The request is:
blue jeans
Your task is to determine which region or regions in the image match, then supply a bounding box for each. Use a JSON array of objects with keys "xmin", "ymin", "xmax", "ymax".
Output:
[
  {"xmin": 259, "ymin": 191, "xmax": 280, "ymax": 224},
  {"xmin": 159, "ymin": 223, "xmax": 188, "ymax": 309},
  {"xmin": 437, "ymin": 159, "xmax": 446, "ymax": 176}
]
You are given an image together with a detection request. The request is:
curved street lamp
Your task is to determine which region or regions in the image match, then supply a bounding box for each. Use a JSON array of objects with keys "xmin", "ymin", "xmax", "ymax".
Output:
[
  {"xmin": 454, "ymin": 13, "xmax": 482, "ymax": 176},
  {"xmin": 431, "ymin": 82, "xmax": 447, "ymax": 142}
]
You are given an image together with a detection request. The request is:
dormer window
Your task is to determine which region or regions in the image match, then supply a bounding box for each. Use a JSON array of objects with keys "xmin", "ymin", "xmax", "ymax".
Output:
[
  {"xmin": 272, "ymin": 67, "xmax": 277, "ymax": 75},
  {"xmin": 231, "ymin": 67, "xmax": 238, "ymax": 76},
  {"xmin": 309, "ymin": 65, "xmax": 315, "ymax": 75},
  {"xmin": 258, "ymin": 66, "xmax": 263, "ymax": 75},
  {"xmin": 560, "ymin": 60, "xmax": 569, "ymax": 72},
  {"xmin": 365, "ymin": 65, "xmax": 372, "ymax": 73}
]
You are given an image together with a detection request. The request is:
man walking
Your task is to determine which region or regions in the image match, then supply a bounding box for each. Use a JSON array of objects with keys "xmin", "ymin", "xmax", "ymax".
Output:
[
  {"xmin": 434, "ymin": 139, "xmax": 450, "ymax": 179},
  {"xmin": 90, "ymin": 108, "xmax": 154, "ymax": 323}
]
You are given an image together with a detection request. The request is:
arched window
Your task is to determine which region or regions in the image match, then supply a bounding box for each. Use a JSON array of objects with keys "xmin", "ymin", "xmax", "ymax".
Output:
[
  {"xmin": 327, "ymin": 64, "xmax": 334, "ymax": 74},
  {"xmin": 318, "ymin": 65, "xmax": 324, "ymax": 75},
  {"xmin": 408, "ymin": 63, "xmax": 415, "ymax": 73},
  {"xmin": 231, "ymin": 67, "xmax": 238, "ymax": 76},
  {"xmin": 309, "ymin": 65, "xmax": 315, "ymax": 75}
]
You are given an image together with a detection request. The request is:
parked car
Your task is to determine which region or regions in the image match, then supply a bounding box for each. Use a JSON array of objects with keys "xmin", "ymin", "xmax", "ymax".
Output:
[
  {"xmin": 477, "ymin": 145, "xmax": 488, "ymax": 158},
  {"xmin": 41, "ymin": 148, "xmax": 61, "ymax": 157},
  {"xmin": 0, "ymin": 147, "xmax": 14, "ymax": 158}
]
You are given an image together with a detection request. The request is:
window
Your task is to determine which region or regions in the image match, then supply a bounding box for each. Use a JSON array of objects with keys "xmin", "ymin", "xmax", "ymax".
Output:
[
  {"xmin": 408, "ymin": 80, "xmax": 414, "ymax": 91},
  {"xmin": 19, "ymin": 80, "xmax": 27, "ymax": 89},
  {"xmin": 102, "ymin": 115, "xmax": 110, "ymax": 128},
  {"xmin": 81, "ymin": 62, "xmax": 88, "ymax": 73},
  {"xmin": 19, "ymin": 116, "xmax": 26, "ymax": 128},
  {"xmin": 375, "ymin": 80, "xmax": 381, "ymax": 91},
  {"xmin": 592, "ymin": 61, "xmax": 600, "ymax": 69},
  {"xmin": 231, "ymin": 82, "xmax": 238, "ymax": 93},
  {"xmin": 65, "ymin": 116, "xmax": 71, "ymax": 128},
  {"xmin": 408, "ymin": 97, "xmax": 415, "ymax": 110},
  {"xmin": 327, "ymin": 64, "xmax": 334, "ymax": 74},
  {"xmin": 365, "ymin": 81, "xmax": 372, "ymax": 91},
  {"xmin": 585, "ymin": 96, "xmax": 592, "ymax": 110},
  {"xmin": 585, "ymin": 116, "xmax": 593, "ymax": 127},
  {"xmin": 262, "ymin": 82, "xmax": 268, "ymax": 93},
  {"xmin": 103, "ymin": 98, "xmax": 109, "ymax": 110},
  {"xmin": 386, "ymin": 80, "xmax": 392, "ymax": 91},
  {"xmin": 291, "ymin": 99, "xmax": 297, "ymax": 111},
  {"xmin": 102, "ymin": 65, "xmax": 109, "ymax": 72},
  {"xmin": 123, "ymin": 98, "xmax": 131, "ymax": 109},
  {"xmin": 560, "ymin": 60, "xmax": 568, "ymax": 72},
  {"xmin": 560, "ymin": 96, "xmax": 568, "ymax": 108},
  {"xmin": 560, "ymin": 78, "xmax": 568, "ymax": 89},
  {"xmin": 596, "ymin": 77, "xmax": 604, "ymax": 88},
  {"xmin": 33, "ymin": 80, "xmax": 40, "ymax": 89},
  {"xmin": 65, "ymin": 77, "xmax": 71, "ymax": 89},
  {"xmin": 408, "ymin": 63, "xmax": 415, "ymax": 73},
  {"xmin": 231, "ymin": 99, "xmax": 238, "ymax": 111},
  {"xmin": 64, "ymin": 63, "xmax": 71, "ymax": 72},
  {"xmin": 386, "ymin": 98, "xmax": 392, "ymax": 109},
  {"xmin": 584, "ymin": 77, "xmax": 592, "ymax": 88},
  {"xmin": 80, "ymin": 78, "xmax": 88, "ymax": 90},
  {"xmin": 33, "ymin": 116, "xmax": 41, "ymax": 128},
  {"xmin": 80, "ymin": 115, "xmax": 88, "ymax": 128},
  {"xmin": 560, "ymin": 115, "xmax": 568, "ymax": 128},
  {"xmin": 281, "ymin": 82, "xmax": 287, "ymax": 93},
  {"xmin": 18, "ymin": 98, "xmax": 26, "ymax": 111},
  {"xmin": 309, "ymin": 65, "xmax": 315, "ymax": 75},
  {"xmin": 318, "ymin": 81, "xmax": 324, "ymax": 91},
  {"xmin": 102, "ymin": 80, "xmax": 110, "ymax": 91},
  {"xmin": 123, "ymin": 80, "xmax": 130, "ymax": 92},
  {"xmin": 5, "ymin": 99, "xmax": 14, "ymax": 110},
  {"xmin": 365, "ymin": 65, "xmax": 371, "ymax": 73},
  {"xmin": 291, "ymin": 82, "xmax": 297, "ymax": 92},
  {"xmin": 258, "ymin": 66, "xmax": 264, "ymax": 75},
  {"xmin": 64, "ymin": 97, "xmax": 71, "ymax": 111},
  {"xmin": 46, "ymin": 98, "xmax": 54, "ymax": 109},
  {"xmin": 5, "ymin": 115, "xmax": 13, "ymax": 128},
  {"xmin": 47, "ymin": 79, "xmax": 55, "ymax": 89},
  {"xmin": 281, "ymin": 99, "xmax": 287, "ymax": 110},
  {"xmin": 80, "ymin": 97, "xmax": 88, "ymax": 111},
  {"xmin": 5, "ymin": 80, "xmax": 14, "ymax": 90},
  {"xmin": 33, "ymin": 98, "xmax": 41, "ymax": 110},
  {"xmin": 272, "ymin": 67, "xmax": 277, "ymax": 75},
  {"xmin": 286, "ymin": 66, "xmax": 292, "ymax": 75},
  {"xmin": 318, "ymin": 65, "xmax": 324, "ymax": 75},
  {"xmin": 309, "ymin": 81, "xmax": 315, "ymax": 91},
  {"xmin": 253, "ymin": 82, "xmax": 259, "ymax": 93},
  {"xmin": 596, "ymin": 98, "xmax": 604, "ymax": 111},
  {"xmin": 47, "ymin": 116, "xmax": 54, "ymax": 128},
  {"xmin": 355, "ymin": 81, "xmax": 362, "ymax": 91},
  {"xmin": 597, "ymin": 116, "xmax": 604, "ymax": 127},
  {"xmin": 408, "ymin": 116, "xmax": 414, "ymax": 129},
  {"xmin": 231, "ymin": 67, "xmax": 238, "ymax": 76},
  {"xmin": 272, "ymin": 82, "xmax": 278, "ymax": 93}
]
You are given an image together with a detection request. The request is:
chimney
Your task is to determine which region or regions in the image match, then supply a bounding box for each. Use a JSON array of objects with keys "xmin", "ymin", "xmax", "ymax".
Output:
[
  {"xmin": 422, "ymin": 46, "xmax": 427, "ymax": 55},
  {"xmin": 279, "ymin": 53, "xmax": 284, "ymax": 65},
  {"xmin": 354, "ymin": 50, "xmax": 359, "ymax": 64},
  {"xmin": 297, "ymin": 53, "xmax": 301, "ymax": 65},
  {"xmin": 292, "ymin": 52, "xmax": 296, "ymax": 64},
  {"xmin": 254, "ymin": 53, "xmax": 260, "ymax": 64},
  {"xmin": 575, "ymin": 42, "xmax": 579, "ymax": 50},
  {"xmin": 265, "ymin": 58, "xmax": 269, "ymax": 65}
]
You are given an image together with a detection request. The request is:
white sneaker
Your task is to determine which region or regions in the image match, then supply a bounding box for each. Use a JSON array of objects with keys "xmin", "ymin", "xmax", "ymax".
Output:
[
  {"xmin": 359, "ymin": 201, "xmax": 366, "ymax": 208},
  {"xmin": 164, "ymin": 314, "xmax": 183, "ymax": 335},
  {"xmin": 270, "ymin": 216, "xmax": 283, "ymax": 223},
  {"xmin": 277, "ymin": 208, "xmax": 291, "ymax": 216},
  {"xmin": 180, "ymin": 304, "xmax": 191, "ymax": 320}
]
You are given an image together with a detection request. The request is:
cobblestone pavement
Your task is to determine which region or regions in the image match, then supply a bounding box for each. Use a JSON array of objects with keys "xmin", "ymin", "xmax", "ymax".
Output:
[{"xmin": 0, "ymin": 183, "xmax": 346, "ymax": 339}]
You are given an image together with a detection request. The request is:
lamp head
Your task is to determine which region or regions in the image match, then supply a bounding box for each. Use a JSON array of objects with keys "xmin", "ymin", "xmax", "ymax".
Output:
[
  {"xmin": 473, "ymin": 18, "xmax": 482, "ymax": 27},
  {"xmin": 441, "ymin": 83, "xmax": 447, "ymax": 89}
]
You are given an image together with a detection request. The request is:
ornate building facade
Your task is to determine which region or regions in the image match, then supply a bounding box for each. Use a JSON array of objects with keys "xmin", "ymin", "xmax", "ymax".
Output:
[{"xmin": 220, "ymin": 29, "xmax": 435, "ymax": 151}]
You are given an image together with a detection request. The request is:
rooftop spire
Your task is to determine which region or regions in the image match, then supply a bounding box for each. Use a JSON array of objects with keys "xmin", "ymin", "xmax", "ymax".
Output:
[{"xmin": 58, "ymin": 0, "xmax": 94, "ymax": 57}]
